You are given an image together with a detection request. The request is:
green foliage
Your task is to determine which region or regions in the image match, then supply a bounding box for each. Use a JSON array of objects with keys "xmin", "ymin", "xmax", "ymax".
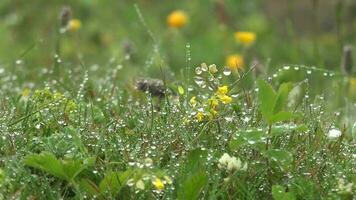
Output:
[
  {"xmin": 23, "ymin": 152, "xmax": 94, "ymax": 182},
  {"xmin": 272, "ymin": 185, "xmax": 296, "ymax": 200}
]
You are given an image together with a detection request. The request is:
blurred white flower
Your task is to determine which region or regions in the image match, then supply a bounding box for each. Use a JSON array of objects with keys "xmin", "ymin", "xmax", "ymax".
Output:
[
  {"xmin": 218, "ymin": 153, "xmax": 247, "ymax": 172},
  {"xmin": 328, "ymin": 128, "xmax": 342, "ymax": 139},
  {"xmin": 136, "ymin": 179, "xmax": 145, "ymax": 190}
]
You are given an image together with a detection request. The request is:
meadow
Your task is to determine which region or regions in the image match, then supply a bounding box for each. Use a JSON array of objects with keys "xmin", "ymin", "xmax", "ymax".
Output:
[{"xmin": 0, "ymin": 0, "xmax": 355, "ymax": 199}]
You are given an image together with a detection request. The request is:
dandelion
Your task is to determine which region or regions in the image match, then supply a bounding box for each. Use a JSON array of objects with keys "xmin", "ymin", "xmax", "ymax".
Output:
[
  {"xmin": 196, "ymin": 111, "xmax": 204, "ymax": 121},
  {"xmin": 152, "ymin": 178, "xmax": 165, "ymax": 191},
  {"xmin": 226, "ymin": 54, "xmax": 244, "ymax": 71},
  {"xmin": 68, "ymin": 19, "xmax": 81, "ymax": 32},
  {"xmin": 167, "ymin": 10, "xmax": 188, "ymax": 28},
  {"xmin": 234, "ymin": 31, "xmax": 256, "ymax": 46},
  {"xmin": 190, "ymin": 96, "xmax": 197, "ymax": 107},
  {"xmin": 136, "ymin": 179, "xmax": 145, "ymax": 190}
]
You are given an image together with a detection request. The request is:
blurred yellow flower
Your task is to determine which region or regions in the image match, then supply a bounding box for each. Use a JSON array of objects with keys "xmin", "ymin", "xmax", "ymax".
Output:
[
  {"xmin": 350, "ymin": 78, "xmax": 356, "ymax": 88},
  {"xmin": 68, "ymin": 19, "xmax": 81, "ymax": 32},
  {"xmin": 226, "ymin": 54, "xmax": 244, "ymax": 71},
  {"xmin": 219, "ymin": 95, "xmax": 232, "ymax": 104},
  {"xmin": 190, "ymin": 96, "xmax": 197, "ymax": 107},
  {"xmin": 207, "ymin": 98, "xmax": 219, "ymax": 109},
  {"xmin": 167, "ymin": 10, "xmax": 187, "ymax": 28},
  {"xmin": 152, "ymin": 178, "xmax": 165, "ymax": 191},
  {"xmin": 234, "ymin": 31, "xmax": 256, "ymax": 45},
  {"xmin": 217, "ymin": 86, "xmax": 228, "ymax": 95},
  {"xmin": 196, "ymin": 112, "xmax": 204, "ymax": 121},
  {"xmin": 22, "ymin": 88, "xmax": 31, "ymax": 97}
]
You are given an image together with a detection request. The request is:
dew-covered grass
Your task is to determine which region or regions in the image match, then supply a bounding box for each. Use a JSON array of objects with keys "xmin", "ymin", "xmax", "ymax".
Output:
[{"xmin": 0, "ymin": 1, "xmax": 355, "ymax": 200}]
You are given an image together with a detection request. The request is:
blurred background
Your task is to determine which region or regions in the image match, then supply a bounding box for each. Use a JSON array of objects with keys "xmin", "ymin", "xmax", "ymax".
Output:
[{"xmin": 0, "ymin": 0, "xmax": 355, "ymax": 84}]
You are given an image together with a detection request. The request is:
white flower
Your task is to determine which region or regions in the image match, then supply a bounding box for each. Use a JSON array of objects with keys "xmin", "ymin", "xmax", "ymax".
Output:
[
  {"xmin": 328, "ymin": 128, "xmax": 342, "ymax": 139},
  {"xmin": 136, "ymin": 179, "xmax": 145, "ymax": 190},
  {"xmin": 227, "ymin": 157, "xmax": 242, "ymax": 171},
  {"xmin": 218, "ymin": 153, "xmax": 231, "ymax": 168}
]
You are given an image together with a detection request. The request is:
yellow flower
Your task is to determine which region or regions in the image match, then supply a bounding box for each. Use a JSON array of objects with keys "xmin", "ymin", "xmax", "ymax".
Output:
[
  {"xmin": 217, "ymin": 86, "xmax": 228, "ymax": 95},
  {"xmin": 234, "ymin": 31, "xmax": 256, "ymax": 45},
  {"xmin": 196, "ymin": 112, "xmax": 204, "ymax": 121},
  {"xmin": 190, "ymin": 96, "xmax": 197, "ymax": 107},
  {"xmin": 68, "ymin": 19, "xmax": 81, "ymax": 32},
  {"xmin": 22, "ymin": 88, "xmax": 31, "ymax": 97},
  {"xmin": 209, "ymin": 109, "xmax": 218, "ymax": 120},
  {"xmin": 219, "ymin": 95, "xmax": 232, "ymax": 104},
  {"xmin": 207, "ymin": 98, "xmax": 219, "ymax": 109},
  {"xmin": 350, "ymin": 78, "xmax": 356, "ymax": 88},
  {"xmin": 226, "ymin": 54, "xmax": 244, "ymax": 71},
  {"xmin": 167, "ymin": 10, "xmax": 188, "ymax": 28},
  {"xmin": 152, "ymin": 178, "xmax": 165, "ymax": 191}
]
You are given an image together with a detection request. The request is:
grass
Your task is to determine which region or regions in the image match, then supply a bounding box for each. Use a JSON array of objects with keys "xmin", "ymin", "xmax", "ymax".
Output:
[{"xmin": 0, "ymin": 1, "xmax": 355, "ymax": 199}]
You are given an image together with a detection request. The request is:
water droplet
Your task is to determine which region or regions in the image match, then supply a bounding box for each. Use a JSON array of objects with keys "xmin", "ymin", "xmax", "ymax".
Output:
[{"xmin": 223, "ymin": 67, "xmax": 231, "ymax": 76}]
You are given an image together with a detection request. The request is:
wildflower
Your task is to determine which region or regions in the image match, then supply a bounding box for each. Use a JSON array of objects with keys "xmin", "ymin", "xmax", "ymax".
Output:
[
  {"xmin": 218, "ymin": 153, "xmax": 246, "ymax": 172},
  {"xmin": 152, "ymin": 178, "xmax": 165, "ymax": 191},
  {"xmin": 144, "ymin": 158, "xmax": 153, "ymax": 167},
  {"xmin": 207, "ymin": 98, "xmax": 219, "ymax": 109},
  {"xmin": 234, "ymin": 31, "xmax": 256, "ymax": 46},
  {"xmin": 349, "ymin": 78, "xmax": 356, "ymax": 89},
  {"xmin": 136, "ymin": 179, "xmax": 145, "ymax": 190},
  {"xmin": 196, "ymin": 112, "xmax": 204, "ymax": 121},
  {"xmin": 217, "ymin": 86, "xmax": 228, "ymax": 95},
  {"xmin": 218, "ymin": 153, "xmax": 231, "ymax": 168},
  {"xmin": 338, "ymin": 178, "xmax": 354, "ymax": 194},
  {"xmin": 226, "ymin": 157, "xmax": 242, "ymax": 171},
  {"xmin": 22, "ymin": 88, "xmax": 31, "ymax": 97},
  {"xmin": 208, "ymin": 64, "xmax": 218, "ymax": 74},
  {"xmin": 167, "ymin": 10, "xmax": 188, "ymax": 28},
  {"xmin": 226, "ymin": 54, "xmax": 244, "ymax": 71},
  {"xmin": 68, "ymin": 19, "xmax": 81, "ymax": 32},
  {"xmin": 208, "ymin": 109, "xmax": 218, "ymax": 120},
  {"xmin": 190, "ymin": 96, "xmax": 197, "ymax": 107},
  {"xmin": 219, "ymin": 95, "xmax": 232, "ymax": 104},
  {"xmin": 328, "ymin": 128, "xmax": 342, "ymax": 139}
]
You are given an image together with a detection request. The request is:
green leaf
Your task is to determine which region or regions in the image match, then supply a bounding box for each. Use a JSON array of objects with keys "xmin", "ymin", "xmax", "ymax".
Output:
[
  {"xmin": 79, "ymin": 179, "xmax": 100, "ymax": 196},
  {"xmin": 24, "ymin": 152, "xmax": 66, "ymax": 180},
  {"xmin": 99, "ymin": 170, "xmax": 133, "ymax": 197},
  {"xmin": 177, "ymin": 149, "xmax": 208, "ymax": 200},
  {"xmin": 270, "ymin": 112, "xmax": 296, "ymax": 124},
  {"xmin": 273, "ymin": 82, "xmax": 292, "ymax": 114},
  {"xmin": 257, "ymin": 79, "xmax": 276, "ymax": 123},
  {"xmin": 271, "ymin": 124, "xmax": 308, "ymax": 137},
  {"xmin": 267, "ymin": 149, "xmax": 293, "ymax": 171},
  {"xmin": 178, "ymin": 170, "xmax": 208, "ymax": 200},
  {"xmin": 229, "ymin": 129, "xmax": 266, "ymax": 150},
  {"xmin": 272, "ymin": 185, "xmax": 296, "ymax": 200},
  {"xmin": 24, "ymin": 152, "xmax": 94, "ymax": 181}
]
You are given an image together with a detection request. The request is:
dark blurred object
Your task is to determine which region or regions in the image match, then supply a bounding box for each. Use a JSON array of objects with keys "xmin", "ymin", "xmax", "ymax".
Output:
[
  {"xmin": 59, "ymin": 6, "xmax": 72, "ymax": 27},
  {"xmin": 214, "ymin": 0, "xmax": 229, "ymax": 25},
  {"xmin": 341, "ymin": 45, "xmax": 353, "ymax": 75},
  {"xmin": 136, "ymin": 78, "xmax": 165, "ymax": 97},
  {"xmin": 121, "ymin": 39, "xmax": 135, "ymax": 56}
]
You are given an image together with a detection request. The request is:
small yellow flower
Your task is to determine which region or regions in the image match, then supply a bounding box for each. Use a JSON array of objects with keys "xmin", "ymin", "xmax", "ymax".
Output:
[
  {"xmin": 217, "ymin": 86, "xmax": 228, "ymax": 95},
  {"xmin": 208, "ymin": 109, "xmax": 218, "ymax": 120},
  {"xmin": 219, "ymin": 95, "xmax": 232, "ymax": 104},
  {"xmin": 207, "ymin": 98, "xmax": 219, "ymax": 109},
  {"xmin": 22, "ymin": 88, "xmax": 31, "ymax": 97},
  {"xmin": 349, "ymin": 78, "xmax": 356, "ymax": 88},
  {"xmin": 190, "ymin": 96, "xmax": 197, "ymax": 107},
  {"xmin": 234, "ymin": 31, "xmax": 256, "ymax": 45},
  {"xmin": 68, "ymin": 19, "xmax": 81, "ymax": 32},
  {"xmin": 196, "ymin": 112, "xmax": 204, "ymax": 121},
  {"xmin": 167, "ymin": 10, "xmax": 188, "ymax": 28},
  {"xmin": 226, "ymin": 54, "xmax": 244, "ymax": 71},
  {"xmin": 152, "ymin": 178, "xmax": 165, "ymax": 191}
]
